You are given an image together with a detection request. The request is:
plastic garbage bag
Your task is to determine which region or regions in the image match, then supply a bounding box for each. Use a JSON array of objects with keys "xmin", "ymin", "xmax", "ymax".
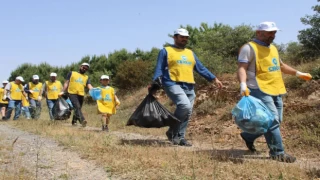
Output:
[
  {"xmin": 52, "ymin": 97, "xmax": 71, "ymax": 120},
  {"xmin": 127, "ymin": 93, "xmax": 180, "ymax": 128},
  {"xmin": 231, "ymin": 95, "xmax": 274, "ymax": 134},
  {"xmin": 89, "ymin": 88, "xmax": 102, "ymax": 100}
]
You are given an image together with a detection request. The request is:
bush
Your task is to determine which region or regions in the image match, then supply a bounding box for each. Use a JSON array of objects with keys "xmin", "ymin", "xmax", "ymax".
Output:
[{"xmin": 114, "ymin": 60, "xmax": 153, "ymax": 90}]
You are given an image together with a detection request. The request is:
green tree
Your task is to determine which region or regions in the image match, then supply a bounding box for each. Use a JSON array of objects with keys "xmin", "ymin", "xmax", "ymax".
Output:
[{"xmin": 298, "ymin": 0, "xmax": 320, "ymax": 58}]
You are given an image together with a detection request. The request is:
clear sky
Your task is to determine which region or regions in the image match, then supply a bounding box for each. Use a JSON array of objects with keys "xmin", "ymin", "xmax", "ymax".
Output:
[{"xmin": 0, "ymin": 0, "xmax": 316, "ymax": 80}]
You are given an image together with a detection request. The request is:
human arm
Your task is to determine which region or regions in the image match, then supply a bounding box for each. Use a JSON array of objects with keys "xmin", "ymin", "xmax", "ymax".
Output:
[
  {"xmin": 193, "ymin": 53, "xmax": 223, "ymax": 88},
  {"xmin": 60, "ymin": 72, "xmax": 72, "ymax": 96},
  {"xmin": 24, "ymin": 83, "xmax": 33, "ymax": 94},
  {"xmin": 86, "ymin": 78, "xmax": 93, "ymax": 90},
  {"xmin": 237, "ymin": 44, "xmax": 252, "ymax": 96},
  {"xmin": 280, "ymin": 61, "xmax": 312, "ymax": 80},
  {"xmin": 152, "ymin": 49, "xmax": 166, "ymax": 81}
]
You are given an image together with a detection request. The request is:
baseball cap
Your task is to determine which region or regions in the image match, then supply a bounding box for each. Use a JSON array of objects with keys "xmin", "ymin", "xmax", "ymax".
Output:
[
  {"xmin": 100, "ymin": 75, "xmax": 110, "ymax": 80},
  {"xmin": 81, "ymin": 62, "xmax": 90, "ymax": 67},
  {"xmin": 50, "ymin": 72, "xmax": 57, "ymax": 77},
  {"xmin": 256, "ymin": 21, "xmax": 280, "ymax": 31},
  {"xmin": 16, "ymin": 76, "xmax": 24, "ymax": 82},
  {"xmin": 33, "ymin": 75, "xmax": 40, "ymax": 80},
  {"xmin": 2, "ymin": 80, "xmax": 9, "ymax": 84},
  {"xmin": 174, "ymin": 28, "xmax": 189, "ymax": 36}
]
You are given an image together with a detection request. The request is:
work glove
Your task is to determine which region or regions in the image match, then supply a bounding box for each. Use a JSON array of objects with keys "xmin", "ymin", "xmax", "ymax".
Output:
[
  {"xmin": 29, "ymin": 90, "xmax": 34, "ymax": 93},
  {"xmin": 296, "ymin": 71, "xmax": 312, "ymax": 81},
  {"xmin": 58, "ymin": 92, "xmax": 65, "ymax": 97},
  {"xmin": 37, "ymin": 96, "xmax": 42, "ymax": 101},
  {"xmin": 148, "ymin": 76, "xmax": 162, "ymax": 94},
  {"xmin": 2, "ymin": 95, "xmax": 7, "ymax": 101},
  {"xmin": 240, "ymin": 82, "xmax": 250, "ymax": 96}
]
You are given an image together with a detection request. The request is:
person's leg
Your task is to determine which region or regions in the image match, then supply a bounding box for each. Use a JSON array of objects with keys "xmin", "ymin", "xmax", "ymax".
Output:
[
  {"xmin": 24, "ymin": 106, "xmax": 31, "ymax": 119},
  {"xmin": 29, "ymin": 99, "xmax": 36, "ymax": 119},
  {"xmin": 77, "ymin": 95, "xmax": 86, "ymax": 126},
  {"xmin": 13, "ymin": 101, "xmax": 21, "ymax": 120},
  {"xmin": 4, "ymin": 100, "xmax": 15, "ymax": 120},
  {"xmin": 47, "ymin": 99, "xmax": 55, "ymax": 120},
  {"xmin": 249, "ymin": 89, "xmax": 284, "ymax": 155},
  {"xmin": 163, "ymin": 85, "xmax": 193, "ymax": 145},
  {"xmin": 178, "ymin": 88, "xmax": 195, "ymax": 140},
  {"xmin": 34, "ymin": 101, "xmax": 42, "ymax": 119},
  {"xmin": 69, "ymin": 94, "xmax": 80, "ymax": 125}
]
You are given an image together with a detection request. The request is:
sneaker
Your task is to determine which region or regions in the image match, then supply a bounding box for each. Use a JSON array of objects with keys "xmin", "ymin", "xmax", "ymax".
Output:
[
  {"xmin": 240, "ymin": 133, "xmax": 256, "ymax": 152},
  {"xmin": 72, "ymin": 122, "xmax": 77, "ymax": 126},
  {"xmin": 81, "ymin": 120, "xmax": 87, "ymax": 127},
  {"xmin": 271, "ymin": 153, "xmax": 296, "ymax": 163},
  {"xmin": 178, "ymin": 139, "xmax": 192, "ymax": 147},
  {"xmin": 165, "ymin": 131, "xmax": 173, "ymax": 141},
  {"xmin": 104, "ymin": 125, "xmax": 109, "ymax": 132},
  {"xmin": 1, "ymin": 117, "xmax": 4, "ymax": 120}
]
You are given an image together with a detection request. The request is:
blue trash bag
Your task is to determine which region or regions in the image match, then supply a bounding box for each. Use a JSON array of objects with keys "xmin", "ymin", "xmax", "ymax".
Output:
[
  {"xmin": 89, "ymin": 88, "xmax": 102, "ymax": 100},
  {"xmin": 231, "ymin": 95, "xmax": 274, "ymax": 134}
]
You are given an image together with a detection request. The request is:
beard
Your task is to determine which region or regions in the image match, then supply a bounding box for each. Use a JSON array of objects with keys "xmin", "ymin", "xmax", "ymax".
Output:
[{"xmin": 79, "ymin": 69, "xmax": 86, "ymax": 74}]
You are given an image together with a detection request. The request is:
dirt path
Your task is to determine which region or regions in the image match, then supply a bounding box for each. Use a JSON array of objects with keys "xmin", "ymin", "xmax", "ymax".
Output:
[{"xmin": 0, "ymin": 124, "xmax": 115, "ymax": 180}]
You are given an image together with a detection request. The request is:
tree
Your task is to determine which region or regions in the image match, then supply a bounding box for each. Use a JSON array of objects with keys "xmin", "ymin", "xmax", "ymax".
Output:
[{"xmin": 298, "ymin": 0, "xmax": 320, "ymax": 58}]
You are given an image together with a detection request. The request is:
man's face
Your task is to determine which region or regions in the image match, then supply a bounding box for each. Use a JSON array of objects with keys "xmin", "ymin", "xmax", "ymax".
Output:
[
  {"xmin": 33, "ymin": 79, "xmax": 39, "ymax": 84},
  {"xmin": 2, "ymin": 83, "xmax": 7, "ymax": 88},
  {"xmin": 79, "ymin": 65, "xmax": 89, "ymax": 74},
  {"xmin": 257, "ymin": 30, "xmax": 277, "ymax": 44},
  {"xmin": 100, "ymin": 79, "xmax": 109, "ymax": 86},
  {"xmin": 174, "ymin": 35, "xmax": 189, "ymax": 48},
  {"xmin": 50, "ymin": 76, "xmax": 56, "ymax": 82}
]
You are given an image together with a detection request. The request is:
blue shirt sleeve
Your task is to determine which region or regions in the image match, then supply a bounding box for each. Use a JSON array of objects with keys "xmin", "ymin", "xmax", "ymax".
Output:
[
  {"xmin": 193, "ymin": 53, "xmax": 216, "ymax": 81},
  {"xmin": 152, "ymin": 49, "xmax": 167, "ymax": 81},
  {"xmin": 24, "ymin": 84, "xmax": 31, "ymax": 94},
  {"xmin": 86, "ymin": 78, "xmax": 91, "ymax": 85},
  {"xmin": 66, "ymin": 72, "xmax": 72, "ymax": 80}
]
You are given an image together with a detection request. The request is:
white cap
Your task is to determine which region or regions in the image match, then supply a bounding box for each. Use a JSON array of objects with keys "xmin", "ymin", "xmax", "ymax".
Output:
[
  {"xmin": 81, "ymin": 62, "xmax": 90, "ymax": 67},
  {"xmin": 32, "ymin": 75, "xmax": 39, "ymax": 80},
  {"xmin": 174, "ymin": 28, "xmax": 189, "ymax": 36},
  {"xmin": 2, "ymin": 80, "xmax": 9, "ymax": 84},
  {"xmin": 50, "ymin": 72, "xmax": 57, "ymax": 77},
  {"xmin": 256, "ymin": 21, "xmax": 280, "ymax": 31},
  {"xmin": 16, "ymin": 76, "xmax": 24, "ymax": 82},
  {"xmin": 100, "ymin": 75, "xmax": 109, "ymax": 80}
]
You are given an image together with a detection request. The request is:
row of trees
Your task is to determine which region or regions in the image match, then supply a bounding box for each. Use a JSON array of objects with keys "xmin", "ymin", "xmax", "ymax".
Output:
[{"xmin": 9, "ymin": 0, "xmax": 320, "ymax": 90}]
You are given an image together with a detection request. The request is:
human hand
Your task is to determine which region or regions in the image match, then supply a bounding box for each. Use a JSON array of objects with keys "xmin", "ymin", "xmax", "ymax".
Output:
[
  {"xmin": 29, "ymin": 90, "xmax": 34, "ymax": 93},
  {"xmin": 37, "ymin": 96, "xmax": 42, "ymax": 101},
  {"xmin": 58, "ymin": 92, "xmax": 64, "ymax": 97},
  {"xmin": 240, "ymin": 82, "xmax": 250, "ymax": 96},
  {"xmin": 296, "ymin": 71, "xmax": 312, "ymax": 81},
  {"xmin": 2, "ymin": 95, "xmax": 7, "ymax": 101},
  {"xmin": 213, "ymin": 78, "xmax": 223, "ymax": 89}
]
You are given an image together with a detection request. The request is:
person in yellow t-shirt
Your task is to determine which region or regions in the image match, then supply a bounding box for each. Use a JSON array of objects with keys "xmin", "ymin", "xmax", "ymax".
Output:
[
  {"xmin": 42, "ymin": 72, "xmax": 63, "ymax": 120},
  {"xmin": 60, "ymin": 63, "xmax": 93, "ymax": 127},
  {"xmin": 96, "ymin": 75, "xmax": 120, "ymax": 132},
  {"xmin": 21, "ymin": 84, "xmax": 31, "ymax": 120},
  {"xmin": 3, "ymin": 76, "xmax": 24, "ymax": 120},
  {"xmin": 0, "ymin": 80, "xmax": 9, "ymax": 120},
  {"xmin": 24, "ymin": 75, "xmax": 43, "ymax": 120},
  {"xmin": 237, "ymin": 21, "xmax": 312, "ymax": 163}
]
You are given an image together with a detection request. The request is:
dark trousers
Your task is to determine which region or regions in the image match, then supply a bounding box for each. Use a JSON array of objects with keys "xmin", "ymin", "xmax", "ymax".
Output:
[{"xmin": 68, "ymin": 94, "xmax": 85, "ymax": 124}]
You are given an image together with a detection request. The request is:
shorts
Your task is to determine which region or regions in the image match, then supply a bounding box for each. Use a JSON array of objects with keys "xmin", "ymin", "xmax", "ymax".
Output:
[{"xmin": 0, "ymin": 103, "xmax": 8, "ymax": 108}]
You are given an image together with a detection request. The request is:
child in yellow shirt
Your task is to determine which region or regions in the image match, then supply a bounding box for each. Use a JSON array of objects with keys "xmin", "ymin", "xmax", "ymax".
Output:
[{"xmin": 96, "ymin": 75, "xmax": 120, "ymax": 132}]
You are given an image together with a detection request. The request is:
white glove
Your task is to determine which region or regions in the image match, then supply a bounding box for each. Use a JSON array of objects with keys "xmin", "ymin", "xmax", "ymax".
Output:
[
  {"xmin": 37, "ymin": 96, "xmax": 42, "ymax": 101},
  {"xmin": 2, "ymin": 95, "xmax": 7, "ymax": 101},
  {"xmin": 58, "ymin": 92, "xmax": 65, "ymax": 96},
  {"xmin": 29, "ymin": 90, "xmax": 34, "ymax": 93},
  {"xmin": 240, "ymin": 82, "xmax": 249, "ymax": 96},
  {"xmin": 296, "ymin": 71, "xmax": 312, "ymax": 81}
]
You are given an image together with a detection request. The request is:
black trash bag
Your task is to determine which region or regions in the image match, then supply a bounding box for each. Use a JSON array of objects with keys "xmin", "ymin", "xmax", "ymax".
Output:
[
  {"xmin": 127, "ymin": 93, "xmax": 180, "ymax": 128},
  {"xmin": 52, "ymin": 97, "xmax": 71, "ymax": 120},
  {"xmin": 148, "ymin": 76, "xmax": 163, "ymax": 94}
]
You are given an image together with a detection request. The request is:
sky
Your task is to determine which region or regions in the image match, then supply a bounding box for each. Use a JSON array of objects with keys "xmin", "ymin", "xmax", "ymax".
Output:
[{"xmin": 0, "ymin": 0, "xmax": 317, "ymax": 80}]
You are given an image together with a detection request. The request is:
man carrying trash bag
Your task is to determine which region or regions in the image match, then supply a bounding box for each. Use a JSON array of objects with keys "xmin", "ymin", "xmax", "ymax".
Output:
[
  {"xmin": 152, "ymin": 28, "xmax": 223, "ymax": 146},
  {"xmin": 237, "ymin": 21, "xmax": 312, "ymax": 163}
]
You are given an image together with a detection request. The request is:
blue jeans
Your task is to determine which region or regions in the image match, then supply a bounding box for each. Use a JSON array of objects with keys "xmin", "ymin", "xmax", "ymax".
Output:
[
  {"xmin": 241, "ymin": 88, "xmax": 284, "ymax": 156},
  {"xmin": 21, "ymin": 106, "xmax": 31, "ymax": 119},
  {"xmin": 29, "ymin": 99, "xmax": 42, "ymax": 119},
  {"xmin": 46, "ymin": 99, "xmax": 57, "ymax": 120},
  {"xmin": 5, "ymin": 100, "xmax": 22, "ymax": 120},
  {"xmin": 163, "ymin": 85, "xmax": 195, "ymax": 140}
]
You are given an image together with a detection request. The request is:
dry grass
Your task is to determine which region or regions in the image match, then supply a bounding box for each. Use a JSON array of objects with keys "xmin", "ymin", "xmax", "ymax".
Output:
[{"xmin": 2, "ymin": 91, "xmax": 317, "ymax": 179}]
